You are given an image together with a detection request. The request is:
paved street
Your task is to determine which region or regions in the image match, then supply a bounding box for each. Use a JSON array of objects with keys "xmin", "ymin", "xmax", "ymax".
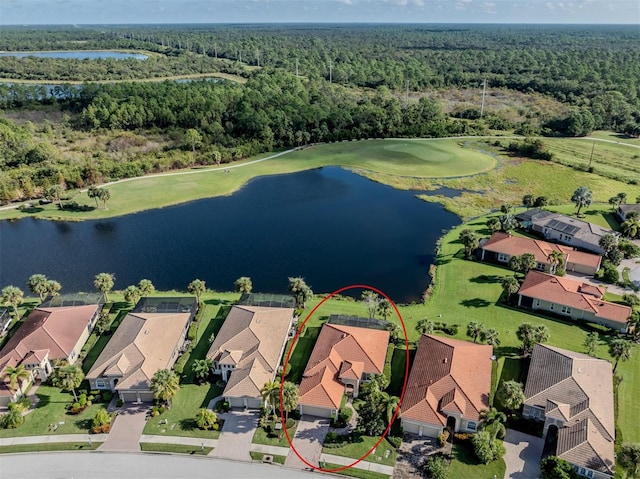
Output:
[
  {"xmin": 503, "ymin": 429, "xmax": 544, "ymax": 479},
  {"xmin": 211, "ymin": 409, "xmax": 259, "ymax": 461},
  {"xmin": 98, "ymin": 402, "xmax": 150, "ymax": 452},
  {"xmin": 0, "ymin": 452, "xmax": 320, "ymax": 479},
  {"xmin": 285, "ymin": 416, "xmax": 330, "ymax": 469}
]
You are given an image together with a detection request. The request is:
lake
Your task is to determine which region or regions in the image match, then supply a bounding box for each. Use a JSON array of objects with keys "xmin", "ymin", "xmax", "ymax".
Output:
[
  {"xmin": 0, "ymin": 167, "xmax": 460, "ymax": 303},
  {"xmin": 0, "ymin": 51, "xmax": 148, "ymax": 60}
]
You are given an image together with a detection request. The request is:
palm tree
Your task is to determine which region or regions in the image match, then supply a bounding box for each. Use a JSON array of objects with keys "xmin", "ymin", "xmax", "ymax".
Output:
[
  {"xmin": 479, "ymin": 407, "xmax": 507, "ymax": 441},
  {"xmin": 466, "ymin": 321, "xmax": 485, "ymax": 343},
  {"xmin": 44, "ymin": 280, "xmax": 61, "ymax": 298},
  {"xmin": 376, "ymin": 299, "xmax": 393, "ymax": 321},
  {"xmin": 281, "ymin": 381, "xmax": 299, "ymax": 421},
  {"xmin": 87, "ymin": 185, "xmax": 100, "ymax": 208},
  {"xmin": 137, "ymin": 279, "xmax": 155, "ymax": 296},
  {"xmin": 1, "ymin": 286, "xmax": 24, "ymax": 319},
  {"xmin": 2, "ymin": 364, "xmax": 31, "ymax": 393},
  {"xmin": 123, "ymin": 285, "xmax": 141, "ymax": 305},
  {"xmin": 497, "ymin": 380, "xmax": 525, "ymax": 412},
  {"xmin": 28, "ymin": 274, "xmax": 49, "ymax": 301},
  {"xmin": 386, "ymin": 322, "xmax": 402, "ymax": 344},
  {"xmin": 195, "ymin": 408, "xmax": 218, "ymax": 430},
  {"xmin": 361, "ymin": 290, "xmax": 380, "ymax": 319},
  {"xmin": 188, "ymin": 279, "xmax": 206, "ymax": 304},
  {"xmin": 481, "ymin": 328, "xmax": 501, "ymax": 347},
  {"xmin": 459, "ymin": 229, "xmax": 479, "ymax": 259},
  {"xmin": 97, "ymin": 188, "xmax": 111, "ymax": 209},
  {"xmin": 234, "ymin": 277, "xmax": 253, "ymax": 294},
  {"xmin": 584, "ymin": 332, "xmax": 599, "ymax": 356},
  {"xmin": 571, "ymin": 186, "xmax": 592, "ymax": 216},
  {"xmin": 94, "ymin": 273, "xmax": 115, "ymax": 302},
  {"xmin": 2, "ymin": 407, "xmax": 24, "ymax": 429},
  {"xmin": 192, "ymin": 358, "xmax": 213, "ymax": 384},
  {"xmin": 621, "ymin": 218, "xmax": 640, "ymax": 238},
  {"xmin": 416, "ymin": 318, "xmax": 435, "ymax": 335},
  {"xmin": 261, "ymin": 380, "xmax": 281, "ymax": 415},
  {"xmin": 45, "ymin": 184, "xmax": 64, "ymax": 208},
  {"xmin": 501, "ymin": 276, "xmax": 519, "ymax": 302},
  {"xmin": 288, "ymin": 277, "xmax": 313, "ymax": 309},
  {"xmin": 380, "ymin": 392, "xmax": 401, "ymax": 424},
  {"xmin": 150, "ymin": 369, "xmax": 180, "ymax": 406},
  {"xmin": 546, "ymin": 250, "xmax": 565, "ymax": 274},
  {"xmin": 618, "ymin": 443, "xmax": 640, "ymax": 479},
  {"xmin": 609, "ymin": 338, "xmax": 633, "ymax": 373},
  {"xmin": 52, "ymin": 364, "xmax": 84, "ymax": 401}
]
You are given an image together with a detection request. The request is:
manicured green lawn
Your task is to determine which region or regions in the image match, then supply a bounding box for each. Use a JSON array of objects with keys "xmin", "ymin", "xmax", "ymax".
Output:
[
  {"xmin": 322, "ymin": 462, "xmax": 390, "ymax": 479},
  {"xmin": 448, "ymin": 441, "xmax": 506, "ymax": 479},
  {"xmin": 0, "ymin": 139, "xmax": 495, "ymax": 221},
  {"xmin": 249, "ymin": 451, "xmax": 287, "ymax": 464},
  {"xmin": 252, "ymin": 420, "xmax": 297, "ymax": 448},
  {"xmin": 0, "ymin": 386, "xmax": 108, "ymax": 438},
  {"xmin": 0, "ymin": 442, "xmax": 102, "ymax": 454},
  {"xmin": 142, "ymin": 384, "xmax": 223, "ymax": 439},
  {"xmin": 140, "ymin": 442, "xmax": 213, "ymax": 455},
  {"xmin": 322, "ymin": 435, "xmax": 397, "ymax": 466}
]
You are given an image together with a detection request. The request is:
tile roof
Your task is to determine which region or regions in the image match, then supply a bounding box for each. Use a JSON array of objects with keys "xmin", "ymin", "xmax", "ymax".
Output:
[
  {"xmin": 518, "ymin": 271, "xmax": 631, "ymax": 325},
  {"xmin": 525, "ymin": 344, "xmax": 615, "ymax": 474},
  {"xmin": 86, "ymin": 304, "xmax": 194, "ymax": 391},
  {"xmin": 482, "ymin": 232, "xmax": 601, "ymax": 269},
  {"xmin": 0, "ymin": 304, "xmax": 100, "ymax": 375},
  {"xmin": 298, "ymin": 323, "xmax": 389, "ymax": 410},
  {"xmin": 402, "ymin": 335, "xmax": 493, "ymax": 428},
  {"xmin": 207, "ymin": 305, "xmax": 293, "ymax": 400}
]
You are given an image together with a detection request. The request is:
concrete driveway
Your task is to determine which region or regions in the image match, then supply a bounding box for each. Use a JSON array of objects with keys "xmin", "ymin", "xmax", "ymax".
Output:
[
  {"xmin": 285, "ymin": 416, "xmax": 330, "ymax": 469},
  {"xmin": 503, "ymin": 429, "xmax": 544, "ymax": 479},
  {"xmin": 98, "ymin": 402, "xmax": 151, "ymax": 452},
  {"xmin": 212, "ymin": 409, "xmax": 259, "ymax": 461}
]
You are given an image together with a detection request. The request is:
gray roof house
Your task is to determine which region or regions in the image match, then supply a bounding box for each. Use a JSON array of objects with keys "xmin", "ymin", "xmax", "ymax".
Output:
[
  {"xmin": 616, "ymin": 204, "xmax": 640, "ymax": 222},
  {"xmin": 515, "ymin": 209, "xmax": 617, "ymax": 255},
  {"xmin": 523, "ymin": 344, "xmax": 615, "ymax": 479}
]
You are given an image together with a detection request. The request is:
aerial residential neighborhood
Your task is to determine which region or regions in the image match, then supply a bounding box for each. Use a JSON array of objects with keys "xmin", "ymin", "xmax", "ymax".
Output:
[{"xmin": 0, "ymin": 16, "xmax": 639, "ymax": 479}]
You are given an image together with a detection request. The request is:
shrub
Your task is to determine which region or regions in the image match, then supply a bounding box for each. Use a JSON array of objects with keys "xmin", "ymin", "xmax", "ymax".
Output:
[
  {"xmin": 102, "ymin": 391, "xmax": 113, "ymax": 403},
  {"xmin": 540, "ymin": 456, "xmax": 578, "ymax": 479},
  {"xmin": 116, "ymin": 398, "xmax": 123, "ymax": 407},
  {"xmin": 386, "ymin": 435, "xmax": 402, "ymax": 449},
  {"xmin": 453, "ymin": 432, "xmax": 473, "ymax": 442},
  {"xmin": 437, "ymin": 430, "xmax": 449, "ymax": 447},
  {"xmin": 14, "ymin": 397, "xmax": 31, "ymax": 412},
  {"xmin": 285, "ymin": 418, "xmax": 295, "ymax": 429},
  {"xmin": 423, "ymin": 454, "xmax": 448, "ymax": 479},
  {"xmin": 195, "ymin": 408, "xmax": 218, "ymax": 430},
  {"xmin": 471, "ymin": 431, "xmax": 505, "ymax": 464}
]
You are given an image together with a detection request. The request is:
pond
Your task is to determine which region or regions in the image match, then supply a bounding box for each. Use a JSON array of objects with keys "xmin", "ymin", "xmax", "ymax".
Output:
[
  {"xmin": 0, "ymin": 51, "xmax": 148, "ymax": 60},
  {"xmin": 0, "ymin": 167, "xmax": 460, "ymax": 303}
]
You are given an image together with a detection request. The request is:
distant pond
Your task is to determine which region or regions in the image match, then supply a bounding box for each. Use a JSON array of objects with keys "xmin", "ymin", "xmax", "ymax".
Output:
[
  {"xmin": 0, "ymin": 168, "xmax": 460, "ymax": 303},
  {"xmin": 0, "ymin": 51, "xmax": 148, "ymax": 60}
]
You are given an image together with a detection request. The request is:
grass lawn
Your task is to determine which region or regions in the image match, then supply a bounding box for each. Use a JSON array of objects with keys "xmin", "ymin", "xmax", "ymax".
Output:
[
  {"xmin": 448, "ymin": 441, "xmax": 506, "ymax": 479},
  {"xmin": 322, "ymin": 435, "xmax": 397, "ymax": 466},
  {"xmin": 140, "ymin": 442, "xmax": 213, "ymax": 455},
  {"xmin": 0, "ymin": 442, "xmax": 102, "ymax": 454},
  {"xmin": 0, "ymin": 139, "xmax": 496, "ymax": 221},
  {"xmin": 142, "ymin": 384, "xmax": 223, "ymax": 439},
  {"xmin": 322, "ymin": 462, "xmax": 390, "ymax": 479},
  {"xmin": 0, "ymin": 385, "xmax": 109, "ymax": 438},
  {"xmin": 252, "ymin": 420, "xmax": 298, "ymax": 448},
  {"xmin": 249, "ymin": 451, "xmax": 287, "ymax": 464}
]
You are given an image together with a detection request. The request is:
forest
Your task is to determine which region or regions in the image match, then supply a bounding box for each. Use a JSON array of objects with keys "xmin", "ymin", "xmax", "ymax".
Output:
[{"xmin": 0, "ymin": 24, "xmax": 638, "ymax": 204}]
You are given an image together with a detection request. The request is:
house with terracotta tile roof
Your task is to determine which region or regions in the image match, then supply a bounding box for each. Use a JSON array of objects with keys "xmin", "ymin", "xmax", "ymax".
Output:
[
  {"xmin": 297, "ymin": 322, "xmax": 389, "ymax": 419},
  {"xmin": 479, "ymin": 232, "xmax": 602, "ymax": 275},
  {"xmin": 0, "ymin": 297, "xmax": 102, "ymax": 406},
  {"xmin": 401, "ymin": 335, "xmax": 492, "ymax": 437},
  {"xmin": 206, "ymin": 305, "xmax": 294, "ymax": 409},
  {"xmin": 517, "ymin": 271, "xmax": 631, "ymax": 331},
  {"xmin": 515, "ymin": 209, "xmax": 617, "ymax": 255},
  {"xmin": 524, "ymin": 344, "xmax": 615, "ymax": 478},
  {"xmin": 86, "ymin": 297, "xmax": 197, "ymax": 403}
]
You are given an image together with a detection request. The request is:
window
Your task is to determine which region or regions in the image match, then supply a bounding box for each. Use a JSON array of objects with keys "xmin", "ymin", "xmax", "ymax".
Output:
[
  {"xmin": 530, "ymin": 407, "xmax": 543, "ymax": 419},
  {"xmin": 561, "ymin": 306, "xmax": 571, "ymax": 315},
  {"xmin": 467, "ymin": 421, "xmax": 477, "ymax": 431},
  {"xmin": 497, "ymin": 253, "xmax": 508, "ymax": 262},
  {"xmin": 579, "ymin": 468, "xmax": 586, "ymax": 476},
  {"xmin": 96, "ymin": 379, "xmax": 106, "ymax": 389},
  {"xmin": 586, "ymin": 471, "xmax": 593, "ymax": 478},
  {"xmin": 70, "ymin": 351, "xmax": 76, "ymax": 359},
  {"xmin": 536, "ymin": 263, "xmax": 545, "ymax": 271},
  {"xmin": 534, "ymin": 299, "xmax": 541, "ymax": 307}
]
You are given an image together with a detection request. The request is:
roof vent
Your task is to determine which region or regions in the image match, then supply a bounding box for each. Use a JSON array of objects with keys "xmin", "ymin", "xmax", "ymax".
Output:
[
  {"xmin": 577, "ymin": 368, "xmax": 583, "ymax": 373},
  {"xmin": 342, "ymin": 333, "xmax": 347, "ymax": 339},
  {"xmin": 144, "ymin": 330, "xmax": 149, "ymax": 335},
  {"xmin": 443, "ymin": 357, "xmax": 448, "ymax": 363}
]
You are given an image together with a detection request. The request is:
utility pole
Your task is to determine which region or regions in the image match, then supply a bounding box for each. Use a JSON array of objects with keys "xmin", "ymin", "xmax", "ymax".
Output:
[
  {"xmin": 405, "ymin": 78, "xmax": 410, "ymax": 106},
  {"xmin": 480, "ymin": 79, "xmax": 487, "ymax": 118},
  {"xmin": 295, "ymin": 57, "xmax": 299, "ymax": 77},
  {"xmin": 588, "ymin": 140, "xmax": 596, "ymax": 169},
  {"xmin": 329, "ymin": 59, "xmax": 332, "ymax": 84},
  {"xmin": 256, "ymin": 49, "xmax": 260, "ymax": 67},
  {"xmin": 214, "ymin": 44, "xmax": 217, "ymax": 58}
]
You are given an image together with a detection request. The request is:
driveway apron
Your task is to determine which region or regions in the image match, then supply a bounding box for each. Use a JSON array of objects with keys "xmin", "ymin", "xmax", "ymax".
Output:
[
  {"xmin": 98, "ymin": 402, "xmax": 151, "ymax": 452},
  {"xmin": 503, "ymin": 429, "xmax": 544, "ymax": 479},
  {"xmin": 211, "ymin": 409, "xmax": 259, "ymax": 461},
  {"xmin": 285, "ymin": 416, "xmax": 330, "ymax": 469}
]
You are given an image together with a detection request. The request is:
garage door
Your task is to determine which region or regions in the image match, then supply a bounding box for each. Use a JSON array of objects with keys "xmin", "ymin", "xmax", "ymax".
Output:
[
  {"xmin": 247, "ymin": 398, "xmax": 262, "ymax": 409},
  {"xmin": 139, "ymin": 392, "xmax": 155, "ymax": 403},
  {"xmin": 300, "ymin": 405, "xmax": 333, "ymax": 418},
  {"xmin": 402, "ymin": 420, "xmax": 420, "ymax": 434},
  {"xmin": 401, "ymin": 420, "xmax": 442, "ymax": 438},
  {"xmin": 228, "ymin": 397, "xmax": 245, "ymax": 408},
  {"xmin": 120, "ymin": 392, "xmax": 138, "ymax": 403}
]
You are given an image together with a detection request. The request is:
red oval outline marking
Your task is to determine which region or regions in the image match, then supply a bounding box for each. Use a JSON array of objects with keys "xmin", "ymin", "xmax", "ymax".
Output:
[{"xmin": 279, "ymin": 284, "xmax": 410, "ymax": 473}]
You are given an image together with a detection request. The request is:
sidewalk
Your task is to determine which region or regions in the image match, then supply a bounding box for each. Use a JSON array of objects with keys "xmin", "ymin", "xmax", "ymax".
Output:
[
  {"xmin": 141, "ymin": 435, "xmax": 218, "ymax": 448},
  {"xmin": 320, "ymin": 453, "xmax": 395, "ymax": 476},
  {"xmin": 0, "ymin": 433, "xmax": 108, "ymax": 445}
]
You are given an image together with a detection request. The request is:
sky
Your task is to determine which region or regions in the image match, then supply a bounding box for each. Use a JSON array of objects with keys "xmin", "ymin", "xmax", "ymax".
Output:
[{"xmin": 1, "ymin": 0, "xmax": 639, "ymax": 25}]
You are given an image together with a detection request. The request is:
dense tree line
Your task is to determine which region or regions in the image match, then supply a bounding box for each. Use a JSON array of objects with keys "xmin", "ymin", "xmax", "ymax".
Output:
[{"xmin": 0, "ymin": 24, "xmax": 638, "ymax": 133}]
